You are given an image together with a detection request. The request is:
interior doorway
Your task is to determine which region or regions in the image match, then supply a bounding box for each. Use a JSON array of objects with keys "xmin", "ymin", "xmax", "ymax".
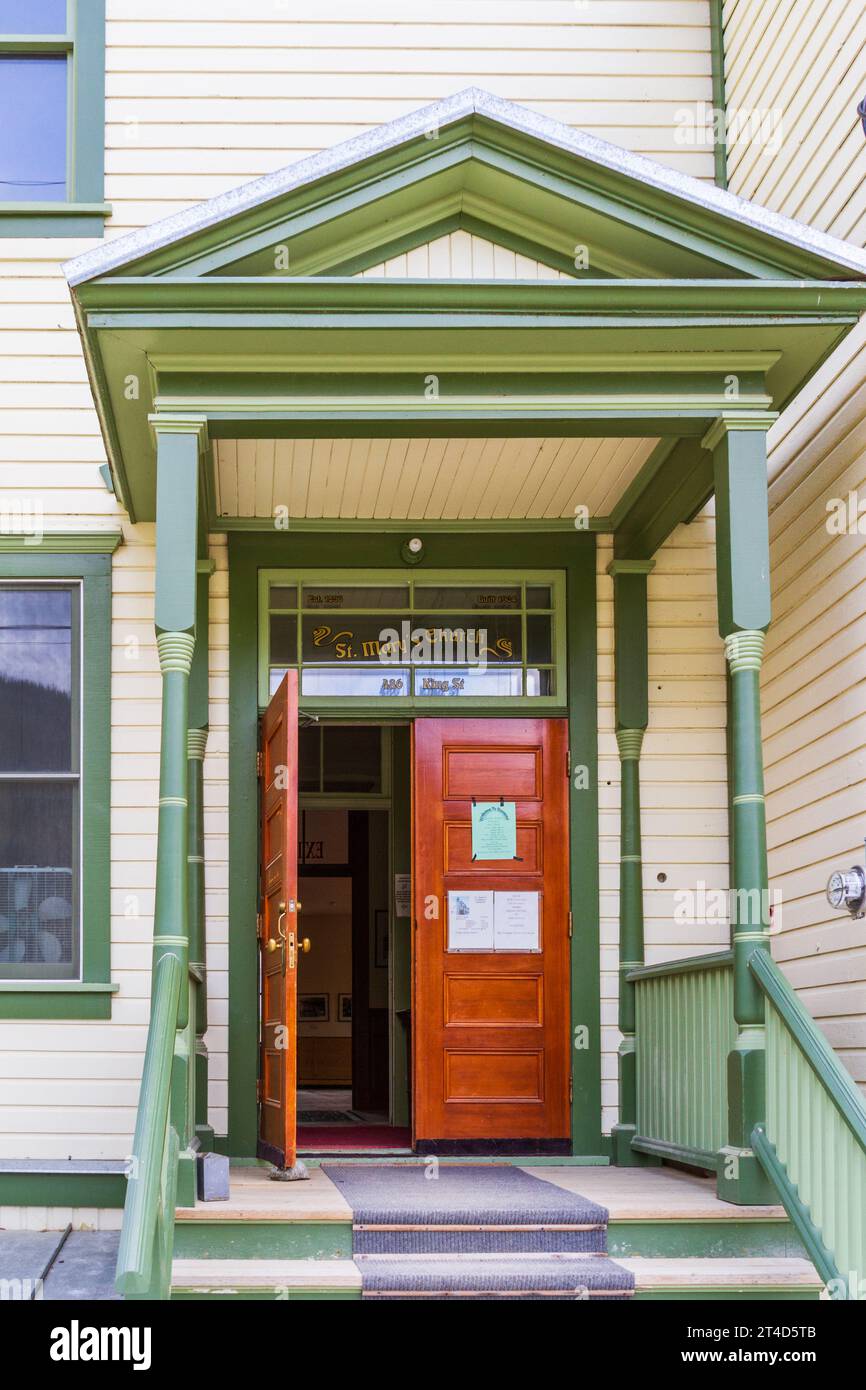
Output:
[{"xmin": 292, "ymin": 723, "xmax": 412, "ymax": 1152}]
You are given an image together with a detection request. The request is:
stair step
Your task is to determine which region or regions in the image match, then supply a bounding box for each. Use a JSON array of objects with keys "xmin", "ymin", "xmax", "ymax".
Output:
[
  {"xmin": 171, "ymin": 1258, "xmax": 362, "ymax": 1299},
  {"xmin": 355, "ymin": 1253, "xmax": 633, "ymax": 1298},
  {"xmin": 171, "ymin": 1255, "xmax": 823, "ymax": 1301}
]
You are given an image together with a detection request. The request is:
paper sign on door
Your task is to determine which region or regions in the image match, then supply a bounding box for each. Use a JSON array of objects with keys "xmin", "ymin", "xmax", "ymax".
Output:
[{"xmin": 447, "ymin": 889, "xmax": 540, "ymax": 952}]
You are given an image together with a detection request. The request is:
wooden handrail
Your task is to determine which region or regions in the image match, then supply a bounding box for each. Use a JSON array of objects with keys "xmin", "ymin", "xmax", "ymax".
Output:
[
  {"xmin": 626, "ymin": 948, "xmax": 733, "ymax": 983},
  {"xmin": 115, "ymin": 950, "xmax": 182, "ymax": 1298}
]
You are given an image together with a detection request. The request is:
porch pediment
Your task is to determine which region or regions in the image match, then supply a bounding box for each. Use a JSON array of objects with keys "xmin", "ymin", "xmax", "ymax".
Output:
[{"xmin": 62, "ymin": 88, "xmax": 866, "ymax": 532}]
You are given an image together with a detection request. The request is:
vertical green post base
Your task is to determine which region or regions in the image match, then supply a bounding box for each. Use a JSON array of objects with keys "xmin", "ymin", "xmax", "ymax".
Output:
[
  {"xmin": 716, "ymin": 1146, "xmax": 776, "ymax": 1206},
  {"xmin": 195, "ymin": 1042, "xmax": 214, "ymax": 1153},
  {"xmin": 716, "ymin": 1039, "xmax": 775, "ymax": 1205},
  {"xmin": 610, "ymin": 1124, "xmax": 660, "ymax": 1167},
  {"xmin": 176, "ymin": 1149, "xmax": 199, "ymax": 1209}
]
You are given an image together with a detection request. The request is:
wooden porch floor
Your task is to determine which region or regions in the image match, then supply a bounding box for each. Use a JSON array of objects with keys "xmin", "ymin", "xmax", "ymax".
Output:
[{"xmin": 175, "ymin": 1162, "xmax": 789, "ymax": 1225}]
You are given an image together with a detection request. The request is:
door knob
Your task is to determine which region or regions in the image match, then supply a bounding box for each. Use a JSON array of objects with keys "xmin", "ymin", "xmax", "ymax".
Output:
[
  {"xmin": 300, "ymin": 937, "xmax": 311, "ymax": 954},
  {"xmin": 266, "ymin": 938, "xmax": 278, "ymax": 953}
]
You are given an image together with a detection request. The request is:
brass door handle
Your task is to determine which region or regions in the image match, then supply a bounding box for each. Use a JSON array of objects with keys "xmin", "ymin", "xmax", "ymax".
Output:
[
  {"xmin": 266, "ymin": 938, "xmax": 278, "ymax": 953},
  {"xmin": 300, "ymin": 937, "xmax": 311, "ymax": 954}
]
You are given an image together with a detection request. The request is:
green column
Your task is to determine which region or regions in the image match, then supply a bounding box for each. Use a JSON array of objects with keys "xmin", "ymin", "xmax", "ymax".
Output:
[
  {"xmin": 705, "ymin": 412, "xmax": 776, "ymax": 1205},
  {"xmin": 608, "ymin": 560, "xmax": 658, "ymax": 1167},
  {"xmin": 187, "ymin": 726, "xmax": 214, "ymax": 1152},
  {"xmin": 150, "ymin": 415, "xmax": 206, "ymax": 1208}
]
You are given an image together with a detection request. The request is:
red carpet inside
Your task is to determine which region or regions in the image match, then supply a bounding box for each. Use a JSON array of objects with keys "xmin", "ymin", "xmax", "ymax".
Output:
[{"xmin": 298, "ymin": 1125, "xmax": 412, "ymax": 1151}]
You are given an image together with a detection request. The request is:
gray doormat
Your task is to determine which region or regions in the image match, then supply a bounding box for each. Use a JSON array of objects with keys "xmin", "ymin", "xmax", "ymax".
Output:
[{"xmin": 323, "ymin": 1163, "xmax": 634, "ymax": 1295}]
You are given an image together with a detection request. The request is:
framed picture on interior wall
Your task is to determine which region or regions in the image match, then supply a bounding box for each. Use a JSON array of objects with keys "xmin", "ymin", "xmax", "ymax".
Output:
[
  {"xmin": 338, "ymin": 993, "xmax": 352, "ymax": 1022},
  {"xmin": 374, "ymin": 908, "xmax": 389, "ymax": 969},
  {"xmin": 299, "ymin": 993, "xmax": 329, "ymax": 1022}
]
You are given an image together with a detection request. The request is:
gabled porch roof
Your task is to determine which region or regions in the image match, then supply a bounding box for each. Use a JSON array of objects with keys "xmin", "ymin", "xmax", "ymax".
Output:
[{"xmin": 63, "ymin": 87, "xmax": 866, "ymax": 550}]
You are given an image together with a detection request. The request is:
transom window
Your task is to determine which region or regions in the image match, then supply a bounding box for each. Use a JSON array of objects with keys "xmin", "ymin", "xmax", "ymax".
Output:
[
  {"xmin": 259, "ymin": 570, "xmax": 565, "ymax": 708},
  {"xmin": 0, "ymin": 583, "xmax": 80, "ymax": 980}
]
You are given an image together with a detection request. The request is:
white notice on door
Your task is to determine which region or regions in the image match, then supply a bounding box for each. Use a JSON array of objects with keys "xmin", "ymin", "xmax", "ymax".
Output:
[
  {"xmin": 447, "ymin": 890, "xmax": 495, "ymax": 951},
  {"xmin": 493, "ymin": 890, "xmax": 540, "ymax": 952}
]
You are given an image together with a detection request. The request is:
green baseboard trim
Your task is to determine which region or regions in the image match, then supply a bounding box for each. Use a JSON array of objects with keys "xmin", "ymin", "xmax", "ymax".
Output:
[
  {"xmin": 607, "ymin": 1218, "xmax": 806, "ymax": 1260},
  {"xmin": 0, "ymin": 982, "xmax": 119, "ymax": 1020},
  {"xmin": 172, "ymin": 1220, "xmax": 353, "ymax": 1261}
]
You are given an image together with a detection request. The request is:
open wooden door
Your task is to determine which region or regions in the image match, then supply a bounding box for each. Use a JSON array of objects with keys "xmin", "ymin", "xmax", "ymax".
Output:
[
  {"xmin": 413, "ymin": 718, "xmax": 571, "ymax": 1149},
  {"xmin": 257, "ymin": 671, "xmax": 301, "ymax": 1171}
]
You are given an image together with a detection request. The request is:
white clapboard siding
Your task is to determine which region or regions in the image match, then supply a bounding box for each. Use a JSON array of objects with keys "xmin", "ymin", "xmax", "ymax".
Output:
[
  {"xmin": 99, "ymin": 1, "xmax": 714, "ymax": 233},
  {"xmin": 753, "ymin": 313, "xmax": 866, "ymax": 1092},
  {"xmin": 598, "ymin": 519, "xmax": 729, "ymax": 1132},
  {"xmin": 359, "ymin": 231, "xmax": 574, "ymax": 280},
  {"xmin": 723, "ymin": 0, "xmax": 866, "ymax": 244}
]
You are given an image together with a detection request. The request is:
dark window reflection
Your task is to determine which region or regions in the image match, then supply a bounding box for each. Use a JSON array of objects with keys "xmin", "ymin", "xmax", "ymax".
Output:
[
  {"xmin": 0, "ymin": 586, "xmax": 73, "ymax": 771},
  {"xmin": 0, "ymin": 782, "xmax": 77, "ymax": 976}
]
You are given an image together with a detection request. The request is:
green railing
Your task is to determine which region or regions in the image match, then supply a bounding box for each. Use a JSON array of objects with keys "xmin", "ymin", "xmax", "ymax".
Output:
[
  {"xmin": 629, "ymin": 951, "xmax": 736, "ymax": 1169},
  {"xmin": 750, "ymin": 949, "xmax": 866, "ymax": 1299},
  {"xmin": 115, "ymin": 951, "xmax": 183, "ymax": 1300}
]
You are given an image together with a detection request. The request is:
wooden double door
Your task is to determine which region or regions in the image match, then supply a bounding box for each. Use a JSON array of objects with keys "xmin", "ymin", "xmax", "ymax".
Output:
[{"xmin": 257, "ymin": 688, "xmax": 571, "ymax": 1167}]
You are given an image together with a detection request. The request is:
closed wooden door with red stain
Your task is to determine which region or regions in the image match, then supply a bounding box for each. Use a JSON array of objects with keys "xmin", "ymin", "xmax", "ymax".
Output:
[{"xmin": 412, "ymin": 718, "xmax": 571, "ymax": 1145}]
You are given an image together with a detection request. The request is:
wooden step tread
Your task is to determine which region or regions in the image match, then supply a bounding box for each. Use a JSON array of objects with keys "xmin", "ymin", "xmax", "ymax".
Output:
[
  {"xmin": 619, "ymin": 1257, "xmax": 822, "ymax": 1290},
  {"xmin": 172, "ymin": 1258, "xmax": 362, "ymax": 1290},
  {"xmin": 172, "ymin": 1256, "xmax": 820, "ymax": 1294}
]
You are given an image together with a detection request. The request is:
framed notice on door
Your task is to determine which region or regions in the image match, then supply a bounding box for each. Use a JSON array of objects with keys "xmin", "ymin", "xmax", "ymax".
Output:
[{"xmin": 447, "ymin": 889, "xmax": 540, "ymax": 952}]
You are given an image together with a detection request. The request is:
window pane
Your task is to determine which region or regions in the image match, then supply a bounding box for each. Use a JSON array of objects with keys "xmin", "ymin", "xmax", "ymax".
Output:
[
  {"xmin": 323, "ymin": 727, "xmax": 381, "ymax": 793},
  {"xmin": 0, "ymin": 56, "xmax": 67, "ymax": 201},
  {"xmin": 526, "ymin": 586, "xmax": 552, "ymax": 609},
  {"xmin": 414, "ymin": 667, "xmax": 523, "ymax": 697},
  {"xmin": 298, "ymin": 725, "xmax": 321, "ymax": 793},
  {"xmin": 269, "ymin": 613, "xmax": 296, "ymax": 665},
  {"xmin": 0, "ymin": 586, "xmax": 74, "ymax": 771},
  {"xmin": 412, "ymin": 614, "xmax": 522, "ymax": 664},
  {"xmin": 0, "ymin": 782, "xmax": 78, "ymax": 979},
  {"xmin": 527, "ymin": 668, "xmax": 555, "ymax": 696},
  {"xmin": 302, "ymin": 615, "xmax": 393, "ymax": 663},
  {"xmin": 414, "ymin": 586, "xmax": 521, "ymax": 610},
  {"xmin": 303, "ymin": 585, "xmax": 408, "ymax": 610},
  {"xmin": 301, "ymin": 667, "xmax": 408, "ymax": 698},
  {"xmin": 0, "ymin": 1, "xmax": 67, "ymax": 33},
  {"xmin": 526, "ymin": 615, "xmax": 553, "ymax": 664},
  {"xmin": 268, "ymin": 585, "xmax": 297, "ymax": 610}
]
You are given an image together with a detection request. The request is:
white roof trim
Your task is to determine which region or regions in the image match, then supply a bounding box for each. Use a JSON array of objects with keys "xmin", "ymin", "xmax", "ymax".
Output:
[{"xmin": 64, "ymin": 86, "xmax": 866, "ymax": 287}]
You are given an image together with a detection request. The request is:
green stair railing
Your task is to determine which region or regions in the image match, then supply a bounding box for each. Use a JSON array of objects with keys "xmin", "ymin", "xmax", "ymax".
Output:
[
  {"xmin": 115, "ymin": 951, "xmax": 183, "ymax": 1300},
  {"xmin": 750, "ymin": 949, "xmax": 866, "ymax": 1299},
  {"xmin": 629, "ymin": 950, "xmax": 735, "ymax": 1169}
]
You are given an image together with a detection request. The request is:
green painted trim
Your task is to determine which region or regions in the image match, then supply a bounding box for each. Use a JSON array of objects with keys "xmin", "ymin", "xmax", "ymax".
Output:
[
  {"xmin": 228, "ymin": 530, "xmax": 602, "ymax": 1158},
  {"xmin": 750, "ymin": 952, "xmax": 866, "ymax": 1151},
  {"xmin": 0, "ymin": 554, "xmax": 112, "ymax": 1004},
  {"xmin": 607, "ymin": 1216, "xmax": 804, "ymax": 1260},
  {"xmin": 752, "ymin": 1125, "xmax": 838, "ymax": 1290},
  {"xmin": 627, "ymin": 950, "xmax": 734, "ymax": 983},
  {"xmin": 631, "ymin": 1135, "xmax": 717, "ymax": 1171},
  {"xmin": 0, "ymin": 1170, "xmax": 125, "ymax": 1207},
  {"xmin": 172, "ymin": 1220, "xmax": 353, "ymax": 1262},
  {"xmin": 79, "ymin": 278, "xmax": 866, "ymax": 316},
  {"xmin": 635, "ymin": 1289, "xmax": 819, "ymax": 1302},
  {"xmin": 709, "ymin": 0, "xmax": 729, "ymax": 191},
  {"xmin": 0, "ymin": 1, "xmax": 106, "ymax": 239},
  {"xmin": 0, "ymin": 531, "xmax": 121, "ymax": 553}
]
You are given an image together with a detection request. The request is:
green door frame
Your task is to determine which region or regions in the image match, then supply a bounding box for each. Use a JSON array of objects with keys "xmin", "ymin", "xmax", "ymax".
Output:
[{"xmin": 222, "ymin": 528, "xmax": 603, "ymax": 1159}]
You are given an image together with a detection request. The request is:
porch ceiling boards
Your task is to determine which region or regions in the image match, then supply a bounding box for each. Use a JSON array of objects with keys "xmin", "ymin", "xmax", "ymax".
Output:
[{"xmin": 212, "ymin": 435, "xmax": 658, "ymax": 525}]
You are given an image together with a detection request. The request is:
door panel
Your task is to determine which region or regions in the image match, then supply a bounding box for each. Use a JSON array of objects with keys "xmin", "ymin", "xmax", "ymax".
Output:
[
  {"xmin": 257, "ymin": 671, "xmax": 300, "ymax": 1169},
  {"xmin": 413, "ymin": 718, "xmax": 570, "ymax": 1145}
]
